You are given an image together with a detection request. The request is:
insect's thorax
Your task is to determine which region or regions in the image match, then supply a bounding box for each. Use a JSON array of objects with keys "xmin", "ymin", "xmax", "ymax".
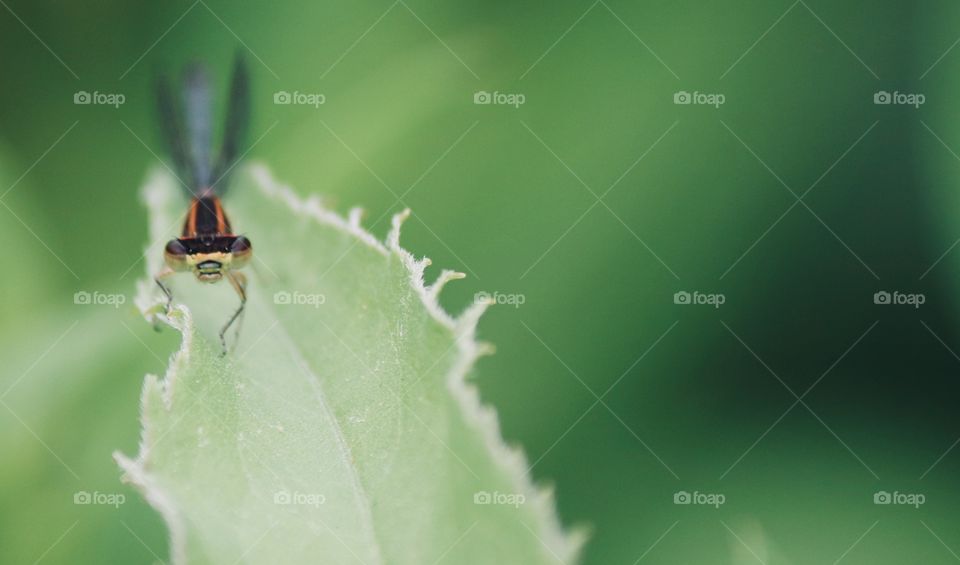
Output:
[{"xmin": 183, "ymin": 195, "xmax": 232, "ymax": 238}]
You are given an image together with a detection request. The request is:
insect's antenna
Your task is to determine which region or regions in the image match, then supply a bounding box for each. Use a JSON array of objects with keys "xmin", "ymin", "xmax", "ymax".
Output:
[
  {"xmin": 156, "ymin": 73, "xmax": 194, "ymax": 191},
  {"xmin": 211, "ymin": 52, "xmax": 250, "ymax": 193},
  {"xmin": 182, "ymin": 63, "xmax": 214, "ymax": 193}
]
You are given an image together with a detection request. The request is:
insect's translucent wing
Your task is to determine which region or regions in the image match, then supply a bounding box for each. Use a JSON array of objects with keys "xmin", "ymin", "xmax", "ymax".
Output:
[
  {"xmin": 212, "ymin": 53, "xmax": 250, "ymax": 193},
  {"xmin": 156, "ymin": 74, "xmax": 194, "ymax": 191},
  {"xmin": 182, "ymin": 64, "xmax": 214, "ymax": 191}
]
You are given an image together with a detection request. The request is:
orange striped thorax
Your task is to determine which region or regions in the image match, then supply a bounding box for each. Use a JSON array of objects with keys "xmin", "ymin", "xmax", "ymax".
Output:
[
  {"xmin": 184, "ymin": 195, "xmax": 231, "ymax": 237},
  {"xmin": 163, "ymin": 194, "xmax": 252, "ymax": 282}
]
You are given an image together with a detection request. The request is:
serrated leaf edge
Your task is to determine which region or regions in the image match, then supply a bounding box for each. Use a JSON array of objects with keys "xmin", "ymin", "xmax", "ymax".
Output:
[{"xmin": 114, "ymin": 165, "xmax": 586, "ymax": 564}]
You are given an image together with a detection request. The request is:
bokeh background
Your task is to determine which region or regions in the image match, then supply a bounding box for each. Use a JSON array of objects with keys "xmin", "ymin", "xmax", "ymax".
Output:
[{"xmin": 2, "ymin": 1, "xmax": 960, "ymax": 563}]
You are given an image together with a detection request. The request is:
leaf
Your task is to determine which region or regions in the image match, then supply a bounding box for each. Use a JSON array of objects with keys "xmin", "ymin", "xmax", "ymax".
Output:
[{"xmin": 115, "ymin": 166, "xmax": 585, "ymax": 565}]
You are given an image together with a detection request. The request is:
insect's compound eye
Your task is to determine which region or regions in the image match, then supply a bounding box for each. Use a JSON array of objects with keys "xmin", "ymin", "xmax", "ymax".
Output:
[
  {"xmin": 230, "ymin": 236, "xmax": 252, "ymax": 268},
  {"xmin": 165, "ymin": 239, "xmax": 187, "ymax": 256},
  {"xmin": 164, "ymin": 239, "xmax": 189, "ymax": 270},
  {"xmin": 231, "ymin": 236, "xmax": 252, "ymax": 254}
]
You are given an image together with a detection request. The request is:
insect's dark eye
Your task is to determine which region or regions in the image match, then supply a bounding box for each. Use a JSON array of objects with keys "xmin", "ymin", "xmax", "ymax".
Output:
[
  {"xmin": 165, "ymin": 239, "xmax": 187, "ymax": 256},
  {"xmin": 231, "ymin": 236, "xmax": 252, "ymax": 253}
]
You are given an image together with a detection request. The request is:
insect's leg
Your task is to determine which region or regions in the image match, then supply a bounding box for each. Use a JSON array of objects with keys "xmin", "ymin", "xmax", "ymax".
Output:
[
  {"xmin": 220, "ymin": 271, "xmax": 247, "ymax": 355},
  {"xmin": 232, "ymin": 272, "xmax": 248, "ymax": 347},
  {"xmin": 155, "ymin": 267, "xmax": 175, "ymax": 312},
  {"xmin": 229, "ymin": 271, "xmax": 248, "ymax": 348}
]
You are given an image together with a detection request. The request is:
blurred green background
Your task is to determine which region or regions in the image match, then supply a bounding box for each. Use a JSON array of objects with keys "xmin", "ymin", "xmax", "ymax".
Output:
[{"xmin": 3, "ymin": 0, "xmax": 960, "ymax": 563}]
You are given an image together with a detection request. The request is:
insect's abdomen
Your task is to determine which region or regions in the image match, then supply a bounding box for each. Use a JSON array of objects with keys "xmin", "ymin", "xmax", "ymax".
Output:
[{"xmin": 182, "ymin": 195, "xmax": 232, "ymax": 238}]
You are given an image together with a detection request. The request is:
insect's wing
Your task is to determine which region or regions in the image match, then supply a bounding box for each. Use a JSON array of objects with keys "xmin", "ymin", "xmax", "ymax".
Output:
[
  {"xmin": 182, "ymin": 64, "xmax": 214, "ymax": 191},
  {"xmin": 156, "ymin": 73, "xmax": 194, "ymax": 191},
  {"xmin": 211, "ymin": 53, "xmax": 250, "ymax": 193}
]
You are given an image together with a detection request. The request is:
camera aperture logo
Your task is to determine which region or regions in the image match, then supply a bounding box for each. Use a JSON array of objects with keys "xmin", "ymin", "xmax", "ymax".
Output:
[
  {"xmin": 673, "ymin": 290, "xmax": 725, "ymax": 308},
  {"xmin": 74, "ymin": 290, "xmax": 126, "ymax": 308},
  {"xmin": 474, "ymin": 90, "xmax": 526, "ymax": 108},
  {"xmin": 74, "ymin": 91, "xmax": 125, "ymax": 108},
  {"xmin": 274, "ymin": 90, "xmax": 326, "ymax": 108},
  {"xmin": 874, "ymin": 490, "xmax": 925, "ymax": 508},
  {"xmin": 474, "ymin": 291, "xmax": 525, "ymax": 308},
  {"xmin": 73, "ymin": 490, "xmax": 125, "ymax": 508},
  {"xmin": 673, "ymin": 490, "xmax": 725, "ymax": 508},
  {"xmin": 274, "ymin": 290, "xmax": 326, "ymax": 308},
  {"xmin": 873, "ymin": 91, "xmax": 925, "ymax": 108},
  {"xmin": 273, "ymin": 490, "xmax": 326, "ymax": 507},
  {"xmin": 873, "ymin": 290, "xmax": 924, "ymax": 308},
  {"xmin": 674, "ymin": 90, "xmax": 725, "ymax": 108},
  {"xmin": 473, "ymin": 490, "xmax": 526, "ymax": 508}
]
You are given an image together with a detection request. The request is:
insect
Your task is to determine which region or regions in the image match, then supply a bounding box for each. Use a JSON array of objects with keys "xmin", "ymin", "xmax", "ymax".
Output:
[{"xmin": 153, "ymin": 55, "xmax": 252, "ymax": 354}]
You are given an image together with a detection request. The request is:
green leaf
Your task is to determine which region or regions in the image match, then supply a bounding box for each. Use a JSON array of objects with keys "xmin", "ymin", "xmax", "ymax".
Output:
[{"xmin": 115, "ymin": 166, "xmax": 585, "ymax": 565}]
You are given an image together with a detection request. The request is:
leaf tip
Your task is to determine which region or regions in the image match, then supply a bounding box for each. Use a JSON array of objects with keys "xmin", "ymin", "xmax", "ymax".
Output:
[
  {"xmin": 387, "ymin": 208, "xmax": 412, "ymax": 250},
  {"xmin": 348, "ymin": 206, "xmax": 365, "ymax": 227},
  {"xmin": 458, "ymin": 298, "xmax": 492, "ymax": 331},
  {"xmin": 427, "ymin": 269, "xmax": 467, "ymax": 301}
]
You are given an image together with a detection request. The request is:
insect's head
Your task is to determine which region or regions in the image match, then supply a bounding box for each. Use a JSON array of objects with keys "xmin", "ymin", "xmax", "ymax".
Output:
[{"xmin": 164, "ymin": 236, "xmax": 252, "ymax": 283}]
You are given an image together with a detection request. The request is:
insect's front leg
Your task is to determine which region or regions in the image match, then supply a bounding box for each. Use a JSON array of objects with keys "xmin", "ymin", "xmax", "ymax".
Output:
[
  {"xmin": 220, "ymin": 271, "xmax": 248, "ymax": 355},
  {"xmin": 154, "ymin": 266, "xmax": 176, "ymax": 312}
]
